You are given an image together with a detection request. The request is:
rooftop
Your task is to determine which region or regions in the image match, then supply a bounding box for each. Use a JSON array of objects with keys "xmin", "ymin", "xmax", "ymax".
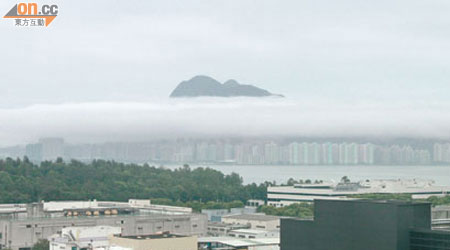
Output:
[
  {"xmin": 312, "ymin": 198, "xmax": 431, "ymax": 206},
  {"xmin": 199, "ymin": 237, "xmax": 279, "ymax": 247},
  {"xmin": 269, "ymin": 179, "xmax": 450, "ymax": 196},
  {"xmin": 115, "ymin": 233, "xmax": 188, "ymax": 240},
  {"xmin": 223, "ymin": 213, "xmax": 281, "ymax": 221},
  {"xmin": 229, "ymin": 228, "xmax": 279, "ymax": 235},
  {"xmin": 208, "ymin": 222, "xmax": 250, "ymax": 228},
  {"xmin": 0, "ymin": 199, "xmax": 192, "ymax": 219}
]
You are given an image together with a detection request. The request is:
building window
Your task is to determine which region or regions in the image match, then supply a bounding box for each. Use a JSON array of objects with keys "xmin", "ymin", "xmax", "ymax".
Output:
[
  {"xmin": 26, "ymin": 225, "xmax": 32, "ymax": 228},
  {"xmin": 175, "ymin": 225, "xmax": 180, "ymax": 229},
  {"xmin": 192, "ymin": 224, "xmax": 198, "ymax": 228}
]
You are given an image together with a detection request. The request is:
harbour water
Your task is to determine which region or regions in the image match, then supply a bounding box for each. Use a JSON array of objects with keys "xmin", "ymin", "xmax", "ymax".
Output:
[{"xmin": 163, "ymin": 164, "xmax": 450, "ymax": 185}]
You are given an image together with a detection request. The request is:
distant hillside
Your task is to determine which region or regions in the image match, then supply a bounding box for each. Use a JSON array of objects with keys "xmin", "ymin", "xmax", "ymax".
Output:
[{"xmin": 170, "ymin": 75, "xmax": 283, "ymax": 97}]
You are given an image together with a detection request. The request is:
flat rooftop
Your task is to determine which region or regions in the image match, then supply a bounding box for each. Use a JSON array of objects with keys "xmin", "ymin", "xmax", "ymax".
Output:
[
  {"xmin": 229, "ymin": 228, "xmax": 279, "ymax": 234},
  {"xmin": 0, "ymin": 199, "xmax": 192, "ymax": 218},
  {"xmin": 116, "ymin": 234, "xmax": 188, "ymax": 240},
  {"xmin": 223, "ymin": 213, "xmax": 281, "ymax": 221},
  {"xmin": 199, "ymin": 237, "xmax": 279, "ymax": 247},
  {"xmin": 208, "ymin": 222, "xmax": 249, "ymax": 228},
  {"xmin": 315, "ymin": 199, "xmax": 431, "ymax": 206},
  {"xmin": 268, "ymin": 179, "xmax": 450, "ymax": 196}
]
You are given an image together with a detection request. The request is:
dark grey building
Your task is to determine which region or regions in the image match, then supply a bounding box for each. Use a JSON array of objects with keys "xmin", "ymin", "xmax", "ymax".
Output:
[
  {"xmin": 410, "ymin": 229, "xmax": 450, "ymax": 250},
  {"xmin": 281, "ymin": 199, "xmax": 432, "ymax": 250}
]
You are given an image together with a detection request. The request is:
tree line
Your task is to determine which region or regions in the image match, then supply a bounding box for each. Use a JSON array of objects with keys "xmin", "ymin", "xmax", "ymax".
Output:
[
  {"xmin": 1, "ymin": 157, "xmax": 448, "ymax": 215},
  {"xmin": 0, "ymin": 157, "xmax": 267, "ymax": 207}
]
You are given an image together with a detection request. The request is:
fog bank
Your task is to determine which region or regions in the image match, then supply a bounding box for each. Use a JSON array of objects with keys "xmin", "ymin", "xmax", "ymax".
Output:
[{"xmin": 1, "ymin": 97, "xmax": 449, "ymax": 146}]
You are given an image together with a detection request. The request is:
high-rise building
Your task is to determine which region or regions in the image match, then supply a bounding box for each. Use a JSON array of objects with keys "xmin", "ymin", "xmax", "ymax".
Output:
[
  {"xmin": 288, "ymin": 142, "xmax": 300, "ymax": 164},
  {"xmin": 264, "ymin": 142, "xmax": 280, "ymax": 164},
  {"xmin": 223, "ymin": 143, "xmax": 235, "ymax": 162},
  {"xmin": 30, "ymin": 138, "xmax": 65, "ymax": 161},
  {"xmin": 25, "ymin": 143, "xmax": 43, "ymax": 163},
  {"xmin": 281, "ymin": 199, "xmax": 441, "ymax": 250}
]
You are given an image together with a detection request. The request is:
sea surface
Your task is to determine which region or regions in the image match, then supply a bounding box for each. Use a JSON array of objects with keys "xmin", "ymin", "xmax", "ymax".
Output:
[{"xmin": 162, "ymin": 164, "xmax": 450, "ymax": 186}]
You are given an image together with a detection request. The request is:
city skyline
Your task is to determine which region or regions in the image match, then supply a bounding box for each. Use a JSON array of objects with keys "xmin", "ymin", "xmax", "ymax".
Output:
[{"xmin": 4, "ymin": 136, "xmax": 450, "ymax": 166}]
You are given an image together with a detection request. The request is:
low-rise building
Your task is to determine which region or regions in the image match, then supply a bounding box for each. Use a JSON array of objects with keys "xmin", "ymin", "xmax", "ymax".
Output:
[
  {"xmin": 246, "ymin": 200, "xmax": 265, "ymax": 207},
  {"xmin": 227, "ymin": 229, "xmax": 279, "ymax": 239},
  {"xmin": 110, "ymin": 233, "xmax": 197, "ymax": 250},
  {"xmin": 48, "ymin": 226, "xmax": 122, "ymax": 250},
  {"xmin": 433, "ymin": 205, "xmax": 450, "ymax": 220},
  {"xmin": 222, "ymin": 214, "xmax": 281, "ymax": 231},
  {"xmin": 268, "ymin": 179, "xmax": 450, "ymax": 207},
  {"xmin": 198, "ymin": 237, "xmax": 279, "ymax": 250},
  {"xmin": 0, "ymin": 199, "xmax": 207, "ymax": 250},
  {"xmin": 201, "ymin": 207, "xmax": 256, "ymax": 222},
  {"xmin": 207, "ymin": 222, "xmax": 249, "ymax": 237}
]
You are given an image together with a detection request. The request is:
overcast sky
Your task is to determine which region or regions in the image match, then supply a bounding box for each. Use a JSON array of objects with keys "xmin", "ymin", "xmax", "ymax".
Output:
[
  {"xmin": 1, "ymin": 0, "xmax": 450, "ymax": 145},
  {"xmin": 1, "ymin": 0, "xmax": 450, "ymax": 105}
]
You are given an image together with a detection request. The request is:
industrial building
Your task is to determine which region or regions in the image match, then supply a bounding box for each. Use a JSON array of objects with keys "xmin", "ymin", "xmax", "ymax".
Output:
[
  {"xmin": 227, "ymin": 228, "xmax": 279, "ymax": 239},
  {"xmin": 222, "ymin": 214, "xmax": 281, "ymax": 231},
  {"xmin": 281, "ymin": 199, "xmax": 450, "ymax": 250},
  {"xmin": 48, "ymin": 226, "xmax": 123, "ymax": 250},
  {"xmin": 268, "ymin": 179, "xmax": 450, "ymax": 206},
  {"xmin": 49, "ymin": 226, "xmax": 198, "ymax": 250},
  {"xmin": 109, "ymin": 233, "xmax": 197, "ymax": 250},
  {"xmin": 0, "ymin": 199, "xmax": 207, "ymax": 250},
  {"xmin": 198, "ymin": 237, "xmax": 279, "ymax": 250},
  {"xmin": 206, "ymin": 222, "xmax": 249, "ymax": 237},
  {"xmin": 201, "ymin": 207, "xmax": 256, "ymax": 222}
]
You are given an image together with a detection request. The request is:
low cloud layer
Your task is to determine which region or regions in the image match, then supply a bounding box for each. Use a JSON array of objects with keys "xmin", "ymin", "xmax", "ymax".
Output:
[{"xmin": 1, "ymin": 98, "xmax": 449, "ymax": 146}]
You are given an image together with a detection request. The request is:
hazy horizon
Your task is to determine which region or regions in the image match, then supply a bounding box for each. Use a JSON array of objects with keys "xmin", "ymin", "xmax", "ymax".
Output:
[{"xmin": 1, "ymin": 97, "xmax": 450, "ymax": 147}]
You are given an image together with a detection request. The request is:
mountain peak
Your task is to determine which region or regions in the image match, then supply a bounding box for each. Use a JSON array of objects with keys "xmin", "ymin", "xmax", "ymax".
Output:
[
  {"xmin": 170, "ymin": 75, "xmax": 283, "ymax": 98},
  {"xmin": 223, "ymin": 79, "xmax": 240, "ymax": 86}
]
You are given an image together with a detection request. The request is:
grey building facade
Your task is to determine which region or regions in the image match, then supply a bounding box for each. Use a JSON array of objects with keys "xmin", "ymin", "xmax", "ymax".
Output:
[
  {"xmin": 0, "ymin": 201, "xmax": 207, "ymax": 250},
  {"xmin": 410, "ymin": 229, "xmax": 450, "ymax": 250},
  {"xmin": 281, "ymin": 199, "xmax": 431, "ymax": 250}
]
